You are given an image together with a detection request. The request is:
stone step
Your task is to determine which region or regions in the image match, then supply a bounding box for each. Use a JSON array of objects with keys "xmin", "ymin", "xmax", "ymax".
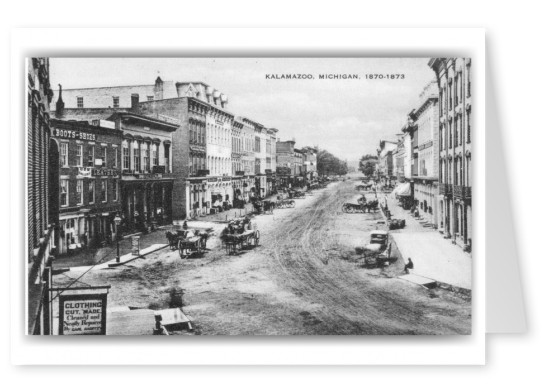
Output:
[{"xmin": 398, "ymin": 273, "xmax": 438, "ymax": 289}]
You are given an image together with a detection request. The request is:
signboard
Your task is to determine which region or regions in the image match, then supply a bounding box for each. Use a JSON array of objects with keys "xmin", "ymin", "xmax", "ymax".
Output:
[
  {"xmin": 91, "ymin": 168, "xmax": 119, "ymax": 176},
  {"xmin": 235, "ymin": 171, "xmax": 245, "ymax": 176},
  {"xmin": 59, "ymin": 293, "xmax": 107, "ymax": 335},
  {"xmin": 276, "ymin": 166, "xmax": 291, "ymax": 175},
  {"xmin": 152, "ymin": 165, "xmax": 166, "ymax": 174},
  {"xmin": 131, "ymin": 236, "xmax": 140, "ymax": 256},
  {"xmin": 52, "ymin": 128, "xmax": 97, "ymax": 141},
  {"xmin": 78, "ymin": 167, "xmax": 92, "ymax": 177}
]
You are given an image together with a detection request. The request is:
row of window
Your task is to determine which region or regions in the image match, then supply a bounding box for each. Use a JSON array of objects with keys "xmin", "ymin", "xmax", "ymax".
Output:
[
  {"xmin": 75, "ymin": 95, "xmax": 154, "ymax": 109},
  {"xmin": 208, "ymin": 123, "xmax": 231, "ymax": 146},
  {"xmin": 190, "ymin": 156, "xmax": 206, "ymax": 176},
  {"xmin": 439, "ymin": 109, "xmax": 472, "ymax": 150},
  {"xmin": 190, "ymin": 121, "xmax": 206, "ymax": 144},
  {"xmin": 60, "ymin": 142, "xmax": 116, "ymax": 168},
  {"xmin": 438, "ymin": 155, "xmax": 472, "ymax": 186},
  {"xmin": 121, "ymin": 141, "xmax": 170, "ymax": 172},
  {"xmin": 438, "ymin": 62, "xmax": 471, "ymax": 115},
  {"xmin": 60, "ymin": 178, "xmax": 118, "ymax": 207}
]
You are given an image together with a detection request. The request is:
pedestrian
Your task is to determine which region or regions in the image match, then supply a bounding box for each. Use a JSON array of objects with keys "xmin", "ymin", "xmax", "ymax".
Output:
[{"xmin": 404, "ymin": 258, "xmax": 414, "ymax": 274}]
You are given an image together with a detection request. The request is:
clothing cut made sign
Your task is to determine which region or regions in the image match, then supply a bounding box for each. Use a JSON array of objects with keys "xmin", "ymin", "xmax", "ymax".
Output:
[{"xmin": 58, "ymin": 293, "xmax": 107, "ymax": 335}]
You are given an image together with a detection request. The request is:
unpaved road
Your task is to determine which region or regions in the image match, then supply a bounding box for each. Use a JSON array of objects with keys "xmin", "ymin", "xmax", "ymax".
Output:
[{"xmin": 54, "ymin": 180, "xmax": 471, "ymax": 335}]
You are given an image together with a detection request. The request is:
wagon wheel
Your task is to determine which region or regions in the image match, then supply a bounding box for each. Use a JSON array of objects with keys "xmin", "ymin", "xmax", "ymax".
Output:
[
  {"xmin": 225, "ymin": 241, "xmax": 232, "ymax": 255},
  {"xmin": 290, "ymin": 200, "xmax": 296, "ymax": 208},
  {"xmin": 195, "ymin": 241, "xmax": 203, "ymax": 257},
  {"xmin": 342, "ymin": 204, "xmax": 349, "ymax": 213},
  {"xmin": 178, "ymin": 240, "xmax": 187, "ymax": 258}
]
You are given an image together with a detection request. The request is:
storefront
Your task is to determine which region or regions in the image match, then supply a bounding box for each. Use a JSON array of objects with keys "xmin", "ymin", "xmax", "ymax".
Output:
[
  {"xmin": 188, "ymin": 178, "xmax": 208, "ymax": 218},
  {"xmin": 206, "ymin": 176, "xmax": 233, "ymax": 213},
  {"xmin": 393, "ymin": 181, "xmax": 414, "ymax": 210},
  {"xmin": 413, "ymin": 178, "xmax": 439, "ymax": 228},
  {"xmin": 120, "ymin": 174, "xmax": 174, "ymax": 233},
  {"xmin": 232, "ymin": 175, "xmax": 246, "ymax": 208}
]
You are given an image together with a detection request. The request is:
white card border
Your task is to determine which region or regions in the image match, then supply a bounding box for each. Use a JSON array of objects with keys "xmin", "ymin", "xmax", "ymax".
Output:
[{"xmin": 10, "ymin": 27, "xmax": 485, "ymax": 365}]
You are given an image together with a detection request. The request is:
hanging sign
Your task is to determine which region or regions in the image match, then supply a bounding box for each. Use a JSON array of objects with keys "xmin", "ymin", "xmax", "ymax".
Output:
[{"xmin": 59, "ymin": 293, "xmax": 107, "ymax": 335}]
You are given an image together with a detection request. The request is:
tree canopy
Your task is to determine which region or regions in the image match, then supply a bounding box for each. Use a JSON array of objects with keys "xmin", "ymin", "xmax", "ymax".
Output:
[
  {"xmin": 317, "ymin": 149, "xmax": 348, "ymax": 176},
  {"xmin": 358, "ymin": 153, "xmax": 378, "ymax": 177}
]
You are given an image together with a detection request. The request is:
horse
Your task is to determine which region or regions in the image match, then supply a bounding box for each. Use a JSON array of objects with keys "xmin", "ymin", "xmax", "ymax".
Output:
[
  {"xmin": 165, "ymin": 231, "xmax": 179, "ymax": 250},
  {"xmin": 263, "ymin": 200, "xmax": 275, "ymax": 214},
  {"xmin": 366, "ymin": 199, "xmax": 379, "ymax": 213}
]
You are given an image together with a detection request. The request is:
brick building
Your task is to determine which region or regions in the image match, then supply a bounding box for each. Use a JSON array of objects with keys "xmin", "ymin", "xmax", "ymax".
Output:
[
  {"xmin": 50, "ymin": 119, "xmax": 123, "ymax": 254},
  {"xmin": 27, "ymin": 57, "xmax": 58, "ymax": 335},
  {"xmin": 276, "ymin": 140, "xmax": 295, "ymax": 188},
  {"xmin": 429, "ymin": 58, "xmax": 472, "ymax": 251}
]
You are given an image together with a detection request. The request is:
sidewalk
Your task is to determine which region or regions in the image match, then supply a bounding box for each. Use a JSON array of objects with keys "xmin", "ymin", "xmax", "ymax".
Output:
[
  {"xmin": 385, "ymin": 195, "xmax": 472, "ymax": 290},
  {"xmin": 53, "ymin": 229, "xmax": 171, "ymax": 269}
]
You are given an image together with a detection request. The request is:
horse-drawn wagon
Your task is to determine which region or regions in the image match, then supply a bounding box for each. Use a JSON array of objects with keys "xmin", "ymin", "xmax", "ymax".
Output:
[
  {"xmin": 166, "ymin": 229, "xmax": 209, "ymax": 258},
  {"xmin": 342, "ymin": 199, "xmax": 378, "ymax": 213},
  {"xmin": 288, "ymin": 189, "xmax": 306, "ymax": 199},
  {"xmin": 253, "ymin": 200, "xmax": 275, "ymax": 215},
  {"xmin": 362, "ymin": 230, "xmax": 391, "ymax": 268},
  {"xmin": 275, "ymin": 199, "xmax": 295, "ymax": 209},
  {"xmin": 221, "ymin": 218, "xmax": 261, "ymax": 255}
]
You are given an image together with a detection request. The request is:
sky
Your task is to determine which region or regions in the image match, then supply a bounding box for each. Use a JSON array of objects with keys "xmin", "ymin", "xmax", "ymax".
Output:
[{"xmin": 50, "ymin": 58, "xmax": 435, "ymax": 163}]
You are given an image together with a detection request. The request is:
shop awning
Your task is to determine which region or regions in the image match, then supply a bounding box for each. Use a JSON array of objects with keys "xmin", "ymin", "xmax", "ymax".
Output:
[{"xmin": 393, "ymin": 182, "xmax": 411, "ymax": 197}]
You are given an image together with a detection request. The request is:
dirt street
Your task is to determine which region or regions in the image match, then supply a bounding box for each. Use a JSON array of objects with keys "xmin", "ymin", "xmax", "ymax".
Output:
[{"xmin": 53, "ymin": 180, "xmax": 471, "ymax": 335}]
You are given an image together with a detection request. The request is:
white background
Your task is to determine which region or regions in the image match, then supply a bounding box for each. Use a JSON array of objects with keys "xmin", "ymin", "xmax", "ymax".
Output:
[{"xmin": 2, "ymin": 0, "xmax": 548, "ymax": 389}]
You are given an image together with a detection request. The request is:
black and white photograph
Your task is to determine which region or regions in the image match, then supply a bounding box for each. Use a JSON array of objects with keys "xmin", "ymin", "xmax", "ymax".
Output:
[{"xmin": 26, "ymin": 57, "xmax": 473, "ymax": 336}]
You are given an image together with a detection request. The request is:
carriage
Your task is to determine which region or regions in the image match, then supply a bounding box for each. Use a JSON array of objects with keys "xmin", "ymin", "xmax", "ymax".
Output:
[
  {"xmin": 253, "ymin": 200, "xmax": 275, "ymax": 215},
  {"xmin": 221, "ymin": 218, "xmax": 260, "ymax": 255},
  {"xmin": 388, "ymin": 218, "xmax": 406, "ymax": 230},
  {"xmin": 342, "ymin": 202, "xmax": 367, "ymax": 213},
  {"xmin": 288, "ymin": 189, "xmax": 306, "ymax": 199},
  {"xmin": 363, "ymin": 230, "xmax": 391, "ymax": 267},
  {"xmin": 166, "ymin": 229, "xmax": 209, "ymax": 258},
  {"xmin": 342, "ymin": 199, "xmax": 378, "ymax": 213},
  {"xmin": 355, "ymin": 184, "xmax": 372, "ymax": 191},
  {"xmin": 275, "ymin": 199, "xmax": 296, "ymax": 209}
]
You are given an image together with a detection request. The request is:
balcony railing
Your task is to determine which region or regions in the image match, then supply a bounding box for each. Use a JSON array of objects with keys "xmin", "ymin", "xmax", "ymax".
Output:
[
  {"xmin": 453, "ymin": 185, "xmax": 472, "ymax": 200},
  {"xmin": 439, "ymin": 183, "xmax": 452, "ymax": 196}
]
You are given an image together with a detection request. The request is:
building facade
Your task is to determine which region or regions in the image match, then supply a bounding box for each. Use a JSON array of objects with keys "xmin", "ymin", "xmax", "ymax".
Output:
[
  {"xmin": 27, "ymin": 57, "xmax": 57, "ymax": 335},
  {"xmin": 107, "ymin": 112, "xmax": 178, "ymax": 233},
  {"xmin": 50, "ymin": 77, "xmax": 318, "ymax": 219},
  {"xmin": 276, "ymin": 140, "xmax": 296, "ymax": 188},
  {"xmin": 377, "ymin": 140, "xmax": 397, "ymax": 186},
  {"xmin": 429, "ymin": 58, "xmax": 472, "ymax": 251},
  {"xmin": 411, "ymin": 81, "xmax": 440, "ymax": 228},
  {"xmin": 50, "ymin": 119, "xmax": 123, "ymax": 255}
]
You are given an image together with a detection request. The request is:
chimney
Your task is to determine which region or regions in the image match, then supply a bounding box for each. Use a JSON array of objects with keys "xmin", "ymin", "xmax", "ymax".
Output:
[
  {"xmin": 55, "ymin": 84, "xmax": 65, "ymax": 118},
  {"xmin": 131, "ymin": 94, "xmax": 139, "ymax": 111},
  {"xmin": 154, "ymin": 76, "xmax": 164, "ymax": 100}
]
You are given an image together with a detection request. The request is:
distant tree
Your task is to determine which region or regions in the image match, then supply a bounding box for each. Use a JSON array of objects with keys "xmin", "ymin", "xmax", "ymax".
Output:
[
  {"xmin": 317, "ymin": 149, "xmax": 348, "ymax": 176},
  {"xmin": 359, "ymin": 154, "xmax": 378, "ymax": 177}
]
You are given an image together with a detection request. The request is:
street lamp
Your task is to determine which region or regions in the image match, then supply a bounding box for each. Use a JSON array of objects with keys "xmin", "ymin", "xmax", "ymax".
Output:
[{"xmin": 114, "ymin": 214, "xmax": 122, "ymax": 262}]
